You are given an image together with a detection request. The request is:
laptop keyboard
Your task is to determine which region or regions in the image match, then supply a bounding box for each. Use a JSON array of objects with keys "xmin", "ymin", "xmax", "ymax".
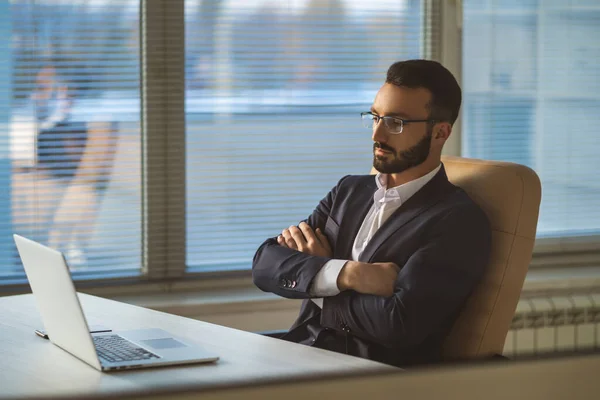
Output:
[{"xmin": 94, "ymin": 335, "xmax": 160, "ymax": 363}]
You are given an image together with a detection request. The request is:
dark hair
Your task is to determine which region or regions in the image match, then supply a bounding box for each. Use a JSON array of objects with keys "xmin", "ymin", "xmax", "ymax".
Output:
[{"xmin": 386, "ymin": 59, "xmax": 462, "ymax": 125}]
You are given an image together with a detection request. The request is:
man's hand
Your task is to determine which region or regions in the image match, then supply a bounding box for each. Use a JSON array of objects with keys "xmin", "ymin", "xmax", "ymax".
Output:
[
  {"xmin": 337, "ymin": 261, "xmax": 400, "ymax": 297},
  {"xmin": 277, "ymin": 222, "xmax": 332, "ymax": 258}
]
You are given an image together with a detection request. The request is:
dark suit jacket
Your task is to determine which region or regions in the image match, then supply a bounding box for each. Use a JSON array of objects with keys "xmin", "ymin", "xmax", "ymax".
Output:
[{"xmin": 252, "ymin": 164, "xmax": 492, "ymax": 367}]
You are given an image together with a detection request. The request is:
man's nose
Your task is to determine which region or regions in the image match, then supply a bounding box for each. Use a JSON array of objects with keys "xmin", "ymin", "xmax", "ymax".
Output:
[{"xmin": 372, "ymin": 120, "xmax": 388, "ymax": 143}]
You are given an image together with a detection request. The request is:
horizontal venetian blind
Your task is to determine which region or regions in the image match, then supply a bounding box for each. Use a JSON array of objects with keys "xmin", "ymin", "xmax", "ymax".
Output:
[
  {"xmin": 184, "ymin": 0, "xmax": 435, "ymax": 271},
  {"xmin": 0, "ymin": 0, "xmax": 142, "ymax": 280},
  {"xmin": 462, "ymin": 0, "xmax": 600, "ymax": 239}
]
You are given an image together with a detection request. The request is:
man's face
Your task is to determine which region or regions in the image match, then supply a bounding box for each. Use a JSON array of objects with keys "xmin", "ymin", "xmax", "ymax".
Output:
[{"xmin": 370, "ymin": 83, "xmax": 434, "ymax": 174}]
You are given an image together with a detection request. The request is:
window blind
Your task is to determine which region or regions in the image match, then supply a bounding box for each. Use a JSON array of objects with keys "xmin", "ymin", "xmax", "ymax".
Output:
[
  {"xmin": 1, "ymin": 0, "xmax": 142, "ymax": 279},
  {"xmin": 184, "ymin": 0, "xmax": 434, "ymax": 271},
  {"xmin": 462, "ymin": 0, "xmax": 600, "ymax": 239}
]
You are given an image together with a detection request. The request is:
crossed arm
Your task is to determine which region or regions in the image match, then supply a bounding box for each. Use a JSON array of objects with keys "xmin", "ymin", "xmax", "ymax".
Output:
[
  {"xmin": 251, "ymin": 182, "xmax": 491, "ymax": 349},
  {"xmin": 277, "ymin": 222, "xmax": 400, "ymax": 297},
  {"xmin": 252, "ymin": 178, "xmax": 400, "ymax": 301}
]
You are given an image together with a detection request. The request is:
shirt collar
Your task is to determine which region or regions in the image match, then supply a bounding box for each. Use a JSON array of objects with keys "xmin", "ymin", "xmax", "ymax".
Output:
[{"xmin": 373, "ymin": 164, "xmax": 442, "ymax": 206}]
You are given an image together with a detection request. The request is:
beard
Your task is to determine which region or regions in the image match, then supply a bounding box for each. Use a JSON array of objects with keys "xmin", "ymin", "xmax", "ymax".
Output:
[{"xmin": 373, "ymin": 126, "xmax": 433, "ymax": 174}]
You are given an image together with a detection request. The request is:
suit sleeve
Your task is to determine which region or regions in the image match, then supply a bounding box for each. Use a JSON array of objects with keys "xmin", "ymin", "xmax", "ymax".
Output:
[
  {"xmin": 320, "ymin": 206, "xmax": 492, "ymax": 349},
  {"xmin": 251, "ymin": 176, "xmax": 349, "ymax": 299}
]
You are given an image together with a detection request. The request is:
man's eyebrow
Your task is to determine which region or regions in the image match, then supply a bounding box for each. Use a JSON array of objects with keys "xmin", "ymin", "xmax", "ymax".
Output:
[
  {"xmin": 386, "ymin": 112, "xmax": 411, "ymax": 118},
  {"xmin": 370, "ymin": 107, "xmax": 411, "ymax": 119}
]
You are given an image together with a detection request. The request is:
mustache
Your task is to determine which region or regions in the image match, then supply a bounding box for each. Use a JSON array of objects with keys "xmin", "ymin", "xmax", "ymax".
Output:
[{"xmin": 373, "ymin": 142, "xmax": 395, "ymax": 153}]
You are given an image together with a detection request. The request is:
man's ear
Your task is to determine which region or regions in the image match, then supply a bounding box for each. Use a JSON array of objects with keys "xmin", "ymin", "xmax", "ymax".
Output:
[{"xmin": 435, "ymin": 123, "xmax": 452, "ymax": 140}]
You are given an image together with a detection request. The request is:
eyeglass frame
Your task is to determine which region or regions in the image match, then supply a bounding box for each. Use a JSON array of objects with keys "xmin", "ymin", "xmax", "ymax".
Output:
[{"xmin": 360, "ymin": 111, "xmax": 437, "ymax": 134}]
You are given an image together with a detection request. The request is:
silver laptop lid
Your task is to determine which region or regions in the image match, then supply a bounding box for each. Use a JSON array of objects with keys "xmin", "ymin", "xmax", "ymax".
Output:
[{"xmin": 14, "ymin": 234, "xmax": 101, "ymax": 370}]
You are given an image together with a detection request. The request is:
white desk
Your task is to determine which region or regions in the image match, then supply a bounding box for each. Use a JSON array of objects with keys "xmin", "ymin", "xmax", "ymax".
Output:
[{"xmin": 0, "ymin": 293, "xmax": 395, "ymax": 399}]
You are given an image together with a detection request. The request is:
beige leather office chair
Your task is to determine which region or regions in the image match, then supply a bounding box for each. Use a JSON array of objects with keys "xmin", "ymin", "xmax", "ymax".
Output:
[{"xmin": 426, "ymin": 156, "xmax": 541, "ymax": 360}]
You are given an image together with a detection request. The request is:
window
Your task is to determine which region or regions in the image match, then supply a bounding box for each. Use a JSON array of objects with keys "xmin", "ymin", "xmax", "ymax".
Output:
[
  {"xmin": 0, "ymin": 0, "xmax": 439, "ymax": 286},
  {"xmin": 462, "ymin": 0, "xmax": 600, "ymax": 240},
  {"xmin": 184, "ymin": 0, "xmax": 429, "ymax": 271},
  {"xmin": 1, "ymin": 0, "xmax": 142, "ymax": 280}
]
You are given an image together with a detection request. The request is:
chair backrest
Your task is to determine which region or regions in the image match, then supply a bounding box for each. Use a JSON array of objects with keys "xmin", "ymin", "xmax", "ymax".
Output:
[{"xmin": 371, "ymin": 156, "xmax": 542, "ymax": 359}]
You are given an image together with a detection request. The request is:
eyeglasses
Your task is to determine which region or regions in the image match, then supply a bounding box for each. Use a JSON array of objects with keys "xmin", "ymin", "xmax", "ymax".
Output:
[{"xmin": 361, "ymin": 111, "xmax": 436, "ymax": 134}]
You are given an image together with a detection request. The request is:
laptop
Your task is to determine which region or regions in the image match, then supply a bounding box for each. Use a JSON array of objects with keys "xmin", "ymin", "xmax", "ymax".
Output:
[{"xmin": 14, "ymin": 234, "xmax": 219, "ymax": 372}]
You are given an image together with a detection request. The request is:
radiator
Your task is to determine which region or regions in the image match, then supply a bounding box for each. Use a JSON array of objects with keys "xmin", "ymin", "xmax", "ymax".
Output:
[{"xmin": 504, "ymin": 292, "xmax": 600, "ymax": 357}]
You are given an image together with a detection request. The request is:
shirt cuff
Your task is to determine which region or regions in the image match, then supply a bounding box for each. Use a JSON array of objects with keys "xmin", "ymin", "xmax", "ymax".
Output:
[
  {"xmin": 309, "ymin": 259, "xmax": 347, "ymax": 297},
  {"xmin": 310, "ymin": 260, "xmax": 348, "ymax": 309}
]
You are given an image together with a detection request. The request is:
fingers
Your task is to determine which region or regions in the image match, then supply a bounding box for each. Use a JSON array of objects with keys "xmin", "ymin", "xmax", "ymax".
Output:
[
  {"xmin": 280, "ymin": 228, "xmax": 297, "ymax": 250},
  {"xmin": 279, "ymin": 226, "xmax": 306, "ymax": 251},
  {"xmin": 278, "ymin": 223, "xmax": 332, "ymax": 257},
  {"xmin": 298, "ymin": 222, "xmax": 316, "ymax": 244},
  {"xmin": 383, "ymin": 262, "xmax": 400, "ymax": 272},
  {"xmin": 373, "ymin": 262, "xmax": 400, "ymax": 271},
  {"xmin": 315, "ymin": 228, "xmax": 332, "ymax": 251},
  {"xmin": 277, "ymin": 235, "xmax": 288, "ymax": 248},
  {"xmin": 368, "ymin": 262, "xmax": 400, "ymax": 297},
  {"xmin": 288, "ymin": 225, "xmax": 307, "ymax": 250}
]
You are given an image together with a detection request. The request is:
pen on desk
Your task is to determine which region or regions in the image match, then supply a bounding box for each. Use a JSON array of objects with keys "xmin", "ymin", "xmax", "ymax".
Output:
[{"xmin": 34, "ymin": 329, "xmax": 49, "ymax": 339}]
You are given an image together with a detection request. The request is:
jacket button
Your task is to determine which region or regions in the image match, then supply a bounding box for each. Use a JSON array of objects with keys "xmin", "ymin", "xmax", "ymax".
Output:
[
  {"xmin": 286, "ymin": 279, "xmax": 292, "ymax": 288},
  {"xmin": 279, "ymin": 279, "xmax": 287, "ymax": 287},
  {"xmin": 291, "ymin": 280, "xmax": 297, "ymax": 288}
]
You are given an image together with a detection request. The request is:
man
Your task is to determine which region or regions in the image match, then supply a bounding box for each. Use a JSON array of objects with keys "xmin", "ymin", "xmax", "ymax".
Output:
[{"xmin": 252, "ymin": 59, "xmax": 492, "ymax": 367}]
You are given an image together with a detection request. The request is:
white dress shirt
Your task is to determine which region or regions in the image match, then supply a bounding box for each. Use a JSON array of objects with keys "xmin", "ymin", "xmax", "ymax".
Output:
[{"xmin": 310, "ymin": 164, "xmax": 441, "ymax": 308}]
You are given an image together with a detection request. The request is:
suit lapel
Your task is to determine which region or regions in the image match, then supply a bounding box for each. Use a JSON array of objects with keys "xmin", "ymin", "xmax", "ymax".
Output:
[
  {"xmin": 360, "ymin": 165, "xmax": 456, "ymax": 262},
  {"xmin": 336, "ymin": 177, "xmax": 377, "ymax": 259}
]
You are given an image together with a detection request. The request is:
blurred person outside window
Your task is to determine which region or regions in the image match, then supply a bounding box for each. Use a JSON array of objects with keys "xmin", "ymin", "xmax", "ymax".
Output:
[{"xmin": 11, "ymin": 63, "xmax": 113, "ymax": 268}]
